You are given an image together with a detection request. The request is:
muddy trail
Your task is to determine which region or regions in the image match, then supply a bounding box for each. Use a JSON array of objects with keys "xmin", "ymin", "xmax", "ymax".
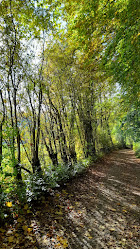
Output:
[{"xmin": 0, "ymin": 149, "xmax": 140, "ymax": 248}]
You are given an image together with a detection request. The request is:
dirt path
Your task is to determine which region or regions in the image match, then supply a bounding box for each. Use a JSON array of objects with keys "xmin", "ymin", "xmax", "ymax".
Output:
[{"xmin": 1, "ymin": 149, "xmax": 140, "ymax": 248}]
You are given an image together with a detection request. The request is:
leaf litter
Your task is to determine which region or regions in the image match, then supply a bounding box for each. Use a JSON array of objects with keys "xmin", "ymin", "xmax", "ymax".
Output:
[{"xmin": 0, "ymin": 149, "xmax": 140, "ymax": 248}]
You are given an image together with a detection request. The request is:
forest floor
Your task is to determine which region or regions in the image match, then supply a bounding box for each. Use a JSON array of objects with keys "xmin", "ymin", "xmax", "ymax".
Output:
[{"xmin": 0, "ymin": 149, "xmax": 140, "ymax": 249}]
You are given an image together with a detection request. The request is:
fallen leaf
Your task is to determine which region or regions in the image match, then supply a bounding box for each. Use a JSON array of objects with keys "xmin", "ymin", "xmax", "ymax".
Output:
[
  {"xmin": 55, "ymin": 243, "xmax": 61, "ymax": 247},
  {"xmin": 122, "ymin": 238, "xmax": 126, "ymax": 242},
  {"xmin": 22, "ymin": 225, "xmax": 28, "ymax": 231},
  {"xmin": 110, "ymin": 208, "xmax": 116, "ymax": 212},
  {"xmin": 59, "ymin": 237, "xmax": 68, "ymax": 248},
  {"xmin": 62, "ymin": 190, "xmax": 68, "ymax": 195},
  {"xmin": 17, "ymin": 217, "xmax": 23, "ymax": 223},
  {"xmin": 24, "ymin": 204, "xmax": 29, "ymax": 210},
  {"xmin": 75, "ymin": 202, "xmax": 80, "ymax": 206},
  {"xmin": 85, "ymin": 231, "xmax": 92, "ymax": 239},
  {"xmin": 27, "ymin": 209, "xmax": 32, "ymax": 214},
  {"xmin": 55, "ymin": 216, "xmax": 63, "ymax": 220},
  {"xmin": 118, "ymin": 218, "xmax": 124, "ymax": 222},
  {"xmin": 27, "ymin": 227, "xmax": 33, "ymax": 233},
  {"xmin": 8, "ymin": 236, "xmax": 14, "ymax": 243},
  {"xmin": 0, "ymin": 228, "xmax": 6, "ymax": 233},
  {"xmin": 15, "ymin": 233, "xmax": 19, "ymax": 237},
  {"xmin": 100, "ymin": 226, "xmax": 105, "ymax": 230},
  {"xmin": 6, "ymin": 202, "xmax": 12, "ymax": 207},
  {"xmin": 122, "ymin": 209, "xmax": 127, "ymax": 213},
  {"xmin": 55, "ymin": 211, "xmax": 63, "ymax": 215}
]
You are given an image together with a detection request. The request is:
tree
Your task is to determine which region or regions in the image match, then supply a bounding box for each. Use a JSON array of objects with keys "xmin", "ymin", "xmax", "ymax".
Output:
[{"xmin": 0, "ymin": 89, "xmax": 5, "ymax": 170}]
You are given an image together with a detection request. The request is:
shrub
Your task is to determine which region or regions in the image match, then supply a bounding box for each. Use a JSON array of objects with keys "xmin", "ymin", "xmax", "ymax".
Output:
[{"xmin": 134, "ymin": 142, "xmax": 140, "ymax": 158}]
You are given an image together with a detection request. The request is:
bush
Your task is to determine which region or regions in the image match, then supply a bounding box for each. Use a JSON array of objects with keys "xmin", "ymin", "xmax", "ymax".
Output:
[
  {"xmin": 0, "ymin": 160, "xmax": 89, "ymax": 222},
  {"xmin": 24, "ymin": 161, "xmax": 89, "ymax": 202},
  {"xmin": 134, "ymin": 142, "xmax": 140, "ymax": 158}
]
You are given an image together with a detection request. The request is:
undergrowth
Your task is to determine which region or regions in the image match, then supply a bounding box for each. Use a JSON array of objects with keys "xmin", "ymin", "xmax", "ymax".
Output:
[
  {"xmin": 0, "ymin": 159, "xmax": 89, "ymax": 225},
  {"xmin": 133, "ymin": 142, "xmax": 140, "ymax": 158}
]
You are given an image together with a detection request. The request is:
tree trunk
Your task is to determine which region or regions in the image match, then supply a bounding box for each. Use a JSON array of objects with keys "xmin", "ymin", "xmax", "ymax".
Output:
[
  {"xmin": 49, "ymin": 96, "xmax": 69, "ymax": 164},
  {"xmin": 41, "ymin": 130, "xmax": 58, "ymax": 166},
  {"xmin": 0, "ymin": 123, "xmax": 2, "ymax": 171},
  {"xmin": 84, "ymin": 119, "xmax": 96, "ymax": 157}
]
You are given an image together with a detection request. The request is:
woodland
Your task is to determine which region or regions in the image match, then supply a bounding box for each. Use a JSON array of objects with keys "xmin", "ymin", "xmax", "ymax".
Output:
[{"xmin": 0, "ymin": 0, "xmax": 140, "ymax": 246}]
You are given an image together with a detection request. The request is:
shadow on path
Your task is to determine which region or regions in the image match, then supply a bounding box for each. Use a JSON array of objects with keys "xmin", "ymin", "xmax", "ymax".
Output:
[{"xmin": 1, "ymin": 150, "xmax": 140, "ymax": 248}]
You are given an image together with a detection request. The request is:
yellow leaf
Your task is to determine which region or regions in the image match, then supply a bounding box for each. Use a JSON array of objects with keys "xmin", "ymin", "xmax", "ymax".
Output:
[
  {"xmin": 0, "ymin": 228, "xmax": 6, "ymax": 233},
  {"xmin": 24, "ymin": 204, "xmax": 28, "ymax": 210},
  {"xmin": 88, "ymin": 236, "xmax": 93, "ymax": 239},
  {"xmin": 122, "ymin": 209, "xmax": 127, "ymax": 213},
  {"xmin": 8, "ymin": 236, "xmax": 14, "ymax": 243},
  {"xmin": 59, "ymin": 237, "xmax": 68, "ymax": 248},
  {"xmin": 31, "ymin": 240, "xmax": 36, "ymax": 244},
  {"xmin": 55, "ymin": 211, "xmax": 63, "ymax": 215},
  {"xmin": 27, "ymin": 228, "xmax": 33, "ymax": 233},
  {"xmin": 62, "ymin": 190, "xmax": 68, "ymax": 195},
  {"xmin": 100, "ymin": 226, "xmax": 105, "ymax": 230},
  {"xmin": 85, "ymin": 231, "xmax": 90, "ymax": 236},
  {"xmin": 110, "ymin": 208, "xmax": 116, "ymax": 212},
  {"xmin": 63, "ymin": 240, "xmax": 68, "ymax": 248},
  {"xmin": 55, "ymin": 243, "xmax": 61, "ymax": 247},
  {"xmin": 15, "ymin": 233, "xmax": 19, "ymax": 237},
  {"xmin": 22, "ymin": 225, "xmax": 28, "ymax": 231},
  {"xmin": 17, "ymin": 217, "xmax": 23, "ymax": 223},
  {"xmin": 57, "ymin": 235, "xmax": 60, "ymax": 241},
  {"xmin": 27, "ymin": 209, "xmax": 32, "ymax": 214},
  {"xmin": 85, "ymin": 231, "xmax": 92, "ymax": 238},
  {"xmin": 6, "ymin": 202, "xmax": 12, "ymax": 207},
  {"xmin": 75, "ymin": 202, "xmax": 80, "ymax": 206}
]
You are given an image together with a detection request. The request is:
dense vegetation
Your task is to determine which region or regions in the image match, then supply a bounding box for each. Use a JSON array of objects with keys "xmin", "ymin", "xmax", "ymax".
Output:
[{"xmin": 0, "ymin": 0, "xmax": 139, "ymax": 223}]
